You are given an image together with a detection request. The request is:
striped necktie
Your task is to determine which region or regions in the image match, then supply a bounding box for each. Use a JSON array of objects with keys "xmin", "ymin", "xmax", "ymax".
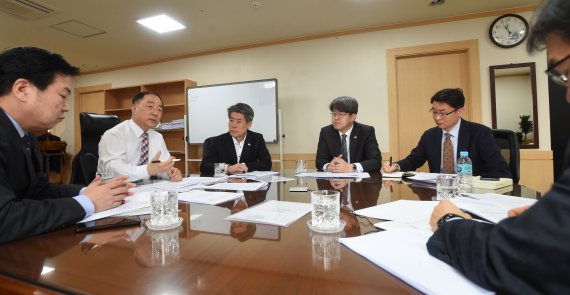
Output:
[
  {"xmin": 442, "ymin": 133, "xmax": 454, "ymax": 173},
  {"xmin": 139, "ymin": 132, "xmax": 149, "ymax": 165},
  {"xmin": 341, "ymin": 134, "xmax": 348, "ymax": 161}
]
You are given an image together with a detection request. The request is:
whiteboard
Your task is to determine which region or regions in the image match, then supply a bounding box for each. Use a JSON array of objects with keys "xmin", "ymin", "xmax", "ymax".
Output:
[{"xmin": 187, "ymin": 79, "xmax": 278, "ymax": 144}]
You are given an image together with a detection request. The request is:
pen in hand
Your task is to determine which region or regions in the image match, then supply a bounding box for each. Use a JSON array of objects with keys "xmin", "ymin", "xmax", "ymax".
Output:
[{"xmin": 389, "ymin": 156, "xmax": 393, "ymax": 167}]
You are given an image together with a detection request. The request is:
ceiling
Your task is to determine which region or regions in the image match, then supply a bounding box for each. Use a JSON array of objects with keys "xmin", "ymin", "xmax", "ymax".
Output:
[{"xmin": 0, "ymin": 0, "xmax": 541, "ymax": 73}]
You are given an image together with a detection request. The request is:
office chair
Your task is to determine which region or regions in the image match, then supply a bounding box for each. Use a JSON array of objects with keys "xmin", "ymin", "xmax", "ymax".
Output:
[
  {"xmin": 492, "ymin": 129, "xmax": 520, "ymax": 184},
  {"xmin": 70, "ymin": 113, "xmax": 120, "ymax": 185}
]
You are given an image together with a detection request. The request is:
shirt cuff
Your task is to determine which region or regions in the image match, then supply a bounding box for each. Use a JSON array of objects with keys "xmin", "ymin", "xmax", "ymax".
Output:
[
  {"xmin": 74, "ymin": 194, "xmax": 95, "ymax": 217},
  {"xmin": 354, "ymin": 163, "xmax": 364, "ymax": 173},
  {"xmin": 323, "ymin": 163, "xmax": 329, "ymax": 171}
]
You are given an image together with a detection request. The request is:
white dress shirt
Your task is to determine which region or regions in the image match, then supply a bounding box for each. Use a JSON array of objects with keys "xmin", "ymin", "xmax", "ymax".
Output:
[
  {"xmin": 97, "ymin": 119, "xmax": 171, "ymax": 182},
  {"xmin": 232, "ymin": 134, "xmax": 247, "ymax": 163}
]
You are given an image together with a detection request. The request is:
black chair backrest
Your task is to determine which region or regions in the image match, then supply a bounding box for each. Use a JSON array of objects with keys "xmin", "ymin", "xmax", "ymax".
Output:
[
  {"xmin": 492, "ymin": 129, "xmax": 520, "ymax": 184},
  {"xmin": 79, "ymin": 153, "xmax": 99, "ymax": 184},
  {"xmin": 70, "ymin": 113, "xmax": 120, "ymax": 185}
]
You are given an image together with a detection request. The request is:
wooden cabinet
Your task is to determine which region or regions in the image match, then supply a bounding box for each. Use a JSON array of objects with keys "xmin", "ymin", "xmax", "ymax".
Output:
[{"xmin": 101, "ymin": 79, "xmax": 199, "ymax": 174}]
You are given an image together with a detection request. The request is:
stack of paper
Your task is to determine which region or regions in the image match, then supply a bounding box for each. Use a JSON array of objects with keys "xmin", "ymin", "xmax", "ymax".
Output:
[
  {"xmin": 155, "ymin": 118, "xmax": 184, "ymax": 130},
  {"xmin": 225, "ymin": 200, "xmax": 311, "ymax": 227},
  {"xmin": 206, "ymin": 181, "xmax": 268, "ymax": 191},
  {"xmin": 472, "ymin": 176, "xmax": 513, "ymax": 189},
  {"xmin": 454, "ymin": 193, "xmax": 536, "ymax": 223},
  {"xmin": 340, "ymin": 230, "xmax": 493, "ymax": 295},
  {"xmin": 178, "ymin": 190, "xmax": 243, "ymax": 205},
  {"xmin": 295, "ymin": 172, "xmax": 370, "ymax": 178}
]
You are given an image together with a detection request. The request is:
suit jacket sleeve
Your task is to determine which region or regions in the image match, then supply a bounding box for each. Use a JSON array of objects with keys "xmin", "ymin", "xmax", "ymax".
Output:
[
  {"xmin": 427, "ymin": 169, "xmax": 570, "ymax": 294},
  {"xmin": 357, "ymin": 125, "xmax": 382, "ymax": 172},
  {"xmin": 397, "ymin": 131, "xmax": 430, "ymax": 172},
  {"xmin": 243, "ymin": 133, "xmax": 272, "ymax": 172},
  {"xmin": 0, "ymin": 156, "xmax": 85, "ymax": 244},
  {"xmin": 200, "ymin": 137, "xmax": 216, "ymax": 175},
  {"xmin": 473, "ymin": 126, "xmax": 512, "ymax": 178},
  {"xmin": 316, "ymin": 128, "xmax": 331, "ymax": 171}
]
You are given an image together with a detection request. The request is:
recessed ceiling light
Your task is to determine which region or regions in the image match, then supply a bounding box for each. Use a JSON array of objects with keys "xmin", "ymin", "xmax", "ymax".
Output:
[{"xmin": 136, "ymin": 14, "xmax": 186, "ymax": 33}]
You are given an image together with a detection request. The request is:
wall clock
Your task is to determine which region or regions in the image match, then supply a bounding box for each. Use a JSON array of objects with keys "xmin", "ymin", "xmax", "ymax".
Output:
[{"xmin": 489, "ymin": 14, "xmax": 529, "ymax": 48}]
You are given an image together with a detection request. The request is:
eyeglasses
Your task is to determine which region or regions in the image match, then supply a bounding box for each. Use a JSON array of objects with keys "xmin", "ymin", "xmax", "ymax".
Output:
[
  {"xmin": 429, "ymin": 108, "xmax": 457, "ymax": 118},
  {"xmin": 330, "ymin": 112, "xmax": 350, "ymax": 118},
  {"xmin": 545, "ymin": 53, "xmax": 570, "ymax": 88}
]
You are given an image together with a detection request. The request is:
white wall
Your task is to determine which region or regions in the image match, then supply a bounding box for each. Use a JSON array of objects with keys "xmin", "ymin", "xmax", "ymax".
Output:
[
  {"xmin": 56, "ymin": 11, "xmax": 548, "ymax": 155},
  {"xmin": 496, "ymin": 74, "xmax": 535, "ymax": 141}
]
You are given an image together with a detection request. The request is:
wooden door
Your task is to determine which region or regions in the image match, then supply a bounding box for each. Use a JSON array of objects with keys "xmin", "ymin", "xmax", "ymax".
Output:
[{"xmin": 387, "ymin": 40, "xmax": 482, "ymax": 171}]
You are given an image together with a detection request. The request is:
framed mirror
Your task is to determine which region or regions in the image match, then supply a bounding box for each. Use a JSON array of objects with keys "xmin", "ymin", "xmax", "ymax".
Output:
[{"xmin": 490, "ymin": 62, "xmax": 538, "ymax": 148}]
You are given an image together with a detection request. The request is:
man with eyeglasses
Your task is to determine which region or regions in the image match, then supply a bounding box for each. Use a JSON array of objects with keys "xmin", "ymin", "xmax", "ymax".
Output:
[
  {"xmin": 316, "ymin": 96, "xmax": 381, "ymax": 173},
  {"xmin": 383, "ymin": 88, "xmax": 511, "ymax": 178},
  {"xmin": 98, "ymin": 91, "xmax": 182, "ymax": 182},
  {"xmin": 426, "ymin": 1, "xmax": 570, "ymax": 294}
]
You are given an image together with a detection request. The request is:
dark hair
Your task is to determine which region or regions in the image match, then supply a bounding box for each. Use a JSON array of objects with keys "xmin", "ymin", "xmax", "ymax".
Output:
[
  {"xmin": 230, "ymin": 222, "xmax": 257, "ymax": 242},
  {"xmin": 527, "ymin": 0, "xmax": 570, "ymax": 53},
  {"xmin": 329, "ymin": 96, "xmax": 358, "ymax": 114},
  {"xmin": 132, "ymin": 91, "xmax": 163, "ymax": 105},
  {"xmin": 0, "ymin": 47, "xmax": 79, "ymax": 96},
  {"xmin": 227, "ymin": 103, "xmax": 254, "ymax": 122},
  {"xmin": 430, "ymin": 88, "xmax": 465, "ymax": 109}
]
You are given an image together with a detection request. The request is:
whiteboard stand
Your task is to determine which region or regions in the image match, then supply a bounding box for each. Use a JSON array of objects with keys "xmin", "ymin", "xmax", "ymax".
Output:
[
  {"xmin": 184, "ymin": 114, "xmax": 189, "ymax": 177},
  {"xmin": 277, "ymin": 108, "xmax": 284, "ymax": 174}
]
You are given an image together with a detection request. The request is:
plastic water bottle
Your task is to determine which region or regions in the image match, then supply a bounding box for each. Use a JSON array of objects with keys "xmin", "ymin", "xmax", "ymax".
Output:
[{"xmin": 457, "ymin": 151, "xmax": 473, "ymax": 192}]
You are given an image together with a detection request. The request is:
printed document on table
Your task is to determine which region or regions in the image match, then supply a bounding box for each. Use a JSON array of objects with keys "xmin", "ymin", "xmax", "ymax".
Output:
[
  {"xmin": 178, "ymin": 190, "xmax": 243, "ymax": 205},
  {"xmin": 354, "ymin": 200, "xmax": 438, "ymax": 231},
  {"xmin": 408, "ymin": 172, "xmax": 449, "ymax": 184},
  {"xmin": 295, "ymin": 172, "xmax": 370, "ymax": 179},
  {"xmin": 225, "ymin": 200, "xmax": 312, "ymax": 227},
  {"xmin": 78, "ymin": 191, "xmax": 152, "ymax": 223},
  {"xmin": 340, "ymin": 229, "xmax": 493, "ymax": 295},
  {"xmin": 206, "ymin": 182, "xmax": 268, "ymax": 191},
  {"xmin": 228, "ymin": 171, "xmax": 279, "ymax": 179},
  {"xmin": 452, "ymin": 193, "xmax": 537, "ymax": 223}
]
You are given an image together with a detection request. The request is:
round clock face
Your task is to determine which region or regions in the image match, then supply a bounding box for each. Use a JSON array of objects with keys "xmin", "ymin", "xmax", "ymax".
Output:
[{"xmin": 489, "ymin": 14, "xmax": 529, "ymax": 48}]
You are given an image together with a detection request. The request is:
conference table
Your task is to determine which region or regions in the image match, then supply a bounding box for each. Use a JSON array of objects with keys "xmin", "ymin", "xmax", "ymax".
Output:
[{"xmin": 0, "ymin": 171, "xmax": 541, "ymax": 295}]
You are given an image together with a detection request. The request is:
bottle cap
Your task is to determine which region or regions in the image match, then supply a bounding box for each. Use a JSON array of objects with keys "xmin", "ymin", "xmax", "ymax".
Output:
[{"xmin": 460, "ymin": 151, "xmax": 468, "ymax": 157}]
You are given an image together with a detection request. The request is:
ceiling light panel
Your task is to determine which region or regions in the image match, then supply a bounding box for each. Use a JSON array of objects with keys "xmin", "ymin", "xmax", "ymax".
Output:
[{"xmin": 136, "ymin": 14, "xmax": 186, "ymax": 33}]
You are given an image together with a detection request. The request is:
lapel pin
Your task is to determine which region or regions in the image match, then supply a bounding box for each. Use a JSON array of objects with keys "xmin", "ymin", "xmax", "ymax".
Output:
[{"xmin": 248, "ymin": 143, "xmax": 251, "ymax": 146}]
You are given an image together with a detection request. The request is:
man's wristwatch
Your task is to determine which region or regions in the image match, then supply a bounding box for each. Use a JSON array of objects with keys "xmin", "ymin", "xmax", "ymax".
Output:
[
  {"xmin": 437, "ymin": 213, "xmax": 464, "ymax": 227},
  {"xmin": 352, "ymin": 164, "xmax": 357, "ymax": 172}
]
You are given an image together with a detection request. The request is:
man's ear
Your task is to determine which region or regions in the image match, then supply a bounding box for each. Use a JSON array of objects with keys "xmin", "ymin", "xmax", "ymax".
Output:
[
  {"xmin": 457, "ymin": 107, "xmax": 465, "ymax": 117},
  {"xmin": 12, "ymin": 78, "xmax": 33, "ymax": 102},
  {"xmin": 350, "ymin": 113, "xmax": 357, "ymax": 122}
]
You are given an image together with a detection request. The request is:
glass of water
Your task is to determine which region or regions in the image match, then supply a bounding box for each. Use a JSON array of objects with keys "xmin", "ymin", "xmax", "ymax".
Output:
[
  {"xmin": 214, "ymin": 163, "xmax": 226, "ymax": 177},
  {"xmin": 436, "ymin": 175, "xmax": 459, "ymax": 200},
  {"xmin": 310, "ymin": 190, "xmax": 341, "ymax": 231},
  {"xmin": 150, "ymin": 191, "xmax": 179, "ymax": 227},
  {"xmin": 296, "ymin": 160, "xmax": 307, "ymax": 173}
]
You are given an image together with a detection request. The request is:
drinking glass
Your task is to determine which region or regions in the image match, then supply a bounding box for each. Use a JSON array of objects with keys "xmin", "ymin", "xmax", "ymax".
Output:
[
  {"xmin": 436, "ymin": 175, "xmax": 459, "ymax": 200},
  {"xmin": 296, "ymin": 160, "xmax": 307, "ymax": 173},
  {"xmin": 214, "ymin": 163, "xmax": 227, "ymax": 177},
  {"xmin": 150, "ymin": 191, "xmax": 179, "ymax": 226},
  {"xmin": 310, "ymin": 190, "xmax": 340, "ymax": 231}
]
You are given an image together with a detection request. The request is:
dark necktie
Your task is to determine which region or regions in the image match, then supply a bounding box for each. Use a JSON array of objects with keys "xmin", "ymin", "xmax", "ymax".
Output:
[
  {"xmin": 22, "ymin": 134, "xmax": 31, "ymax": 153},
  {"xmin": 442, "ymin": 133, "xmax": 454, "ymax": 173},
  {"xmin": 139, "ymin": 132, "xmax": 149, "ymax": 165},
  {"xmin": 341, "ymin": 134, "xmax": 348, "ymax": 161}
]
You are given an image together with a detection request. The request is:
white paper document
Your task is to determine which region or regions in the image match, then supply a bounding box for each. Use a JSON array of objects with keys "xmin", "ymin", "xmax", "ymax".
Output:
[
  {"xmin": 408, "ymin": 172, "xmax": 448, "ymax": 184},
  {"xmin": 340, "ymin": 229, "xmax": 493, "ymax": 295},
  {"xmin": 177, "ymin": 190, "xmax": 243, "ymax": 205},
  {"xmin": 225, "ymin": 200, "xmax": 312, "ymax": 227},
  {"xmin": 206, "ymin": 182, "xmax": 268, "ymax": 191},
  {"xmin": 452, "ymin": 193, "xmax": 537, "ymax": 223},
  {"xmin": 79, "ymin": 191, "xmax": 152, "ymax": 223},
  {"xmin": 229, "ymin": 171, "xmax": 279, "ymax": 179},
  {"xmin": 295, "ymin": 172, "xmax": 370, "ymax": 179},
  {"xmin": 355, "ymin": 200, "xmax": 438, "ymax": 231}
]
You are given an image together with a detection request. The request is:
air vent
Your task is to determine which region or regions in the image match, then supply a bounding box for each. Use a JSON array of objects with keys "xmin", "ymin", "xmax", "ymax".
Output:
[{"xmin": 0, "ymin": 0, "xmax": 59, "ymax": 20}]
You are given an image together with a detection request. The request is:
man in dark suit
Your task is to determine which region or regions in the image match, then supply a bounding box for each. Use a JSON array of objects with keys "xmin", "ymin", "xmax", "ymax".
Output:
[
  {"xmin": 0, "ymin": 47, "xmax": 134, "ymax": 244},
  {"xmin": 427, "ymin": 1, "xmax": 570, "ymax": 293},
  {"xmin": 316, "ymin": 96, "xmax": 382, "ymax": 173},
  {"xmin": 200, "ymin": 103, "xmax": 272, "ymax": 175},
  {"xmin": 383, "ymin": 88, "xmax": 511, "ymax": 178}
]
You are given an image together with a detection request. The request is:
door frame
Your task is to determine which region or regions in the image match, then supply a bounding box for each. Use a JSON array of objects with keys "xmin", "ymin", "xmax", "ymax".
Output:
[{"xmin": 386, "ymin": 39, "xmax": 482, "ymax": 159}]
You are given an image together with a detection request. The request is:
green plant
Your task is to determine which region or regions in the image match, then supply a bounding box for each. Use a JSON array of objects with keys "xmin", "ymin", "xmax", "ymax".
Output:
[
  {"xmin": 518, "ymin": 115, "xmax": 534, "ymax": 143},
  {"xmin": 515, "ymin": 131, "xmax": 524, "ymax": 145}
]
